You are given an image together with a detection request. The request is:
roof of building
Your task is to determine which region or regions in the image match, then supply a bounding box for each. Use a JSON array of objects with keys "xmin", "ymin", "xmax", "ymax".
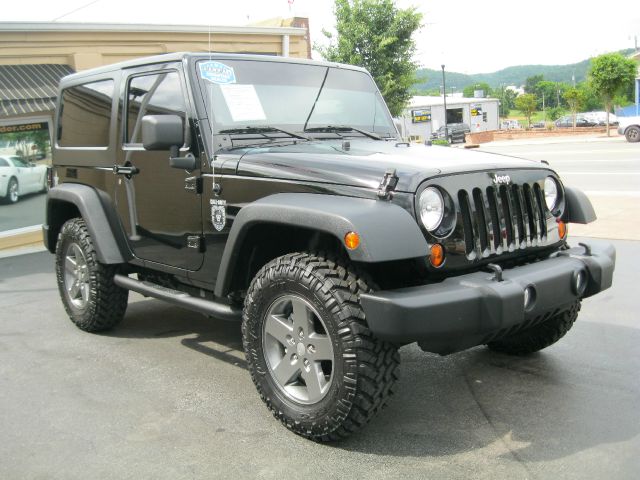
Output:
[
  {"xmin": 409, "ymin": 96, "xmax": 499, "ymax": 108},
  {"xmin": 0, "ymin": 21, "xmax": 306, "ymax": 36},
  {"xmin": 0, "ymin": 64, "xmax": 74, "ymax": 116}
]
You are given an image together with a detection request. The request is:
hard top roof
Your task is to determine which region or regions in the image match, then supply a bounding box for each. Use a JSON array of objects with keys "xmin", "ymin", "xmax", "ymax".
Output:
[{"xmin": 59, "ymin": 52, "xmax": 369, "ymax": 85}]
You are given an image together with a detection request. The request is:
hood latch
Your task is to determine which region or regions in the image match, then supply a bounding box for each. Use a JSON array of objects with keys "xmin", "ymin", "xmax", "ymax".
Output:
[{"xmin": 377, "ymin": 168, "xmax": 398, "ymax": 199}]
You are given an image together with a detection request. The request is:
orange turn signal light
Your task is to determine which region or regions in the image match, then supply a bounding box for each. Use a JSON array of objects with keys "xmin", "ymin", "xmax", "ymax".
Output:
[
  {"xmin": 344, "ymin": 231, "xmax": 360, "ymax": 250},
  {"xmin": 557, "ymin": 220, "xmax": 567, "ymax": 239},
  {"xmin": 429, "ymin": 243, "xmax": 445, "ymax": 268}
]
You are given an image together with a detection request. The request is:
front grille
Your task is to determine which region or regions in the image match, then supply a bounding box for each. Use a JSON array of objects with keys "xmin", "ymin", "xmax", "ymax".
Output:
[{"xmin": 458, "ymin": 182, "xmax": 548, "ymax": 259}]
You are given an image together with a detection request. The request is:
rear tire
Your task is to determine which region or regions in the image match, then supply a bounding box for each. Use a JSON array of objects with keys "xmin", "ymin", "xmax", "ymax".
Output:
[
  {"xmin": 487, "ymin": 302, "xmax": 580, "ymax": 355},
  {"xmin": 55, "ymin": 218, "xmax": 128, "ymax": 332},
  {"xmin": 625, "ymin": 126, "xmax": 640, "ymax": 143},
  {"xmin": 242, "ymin": 252, "xmax": 400, "ymax": 441}
]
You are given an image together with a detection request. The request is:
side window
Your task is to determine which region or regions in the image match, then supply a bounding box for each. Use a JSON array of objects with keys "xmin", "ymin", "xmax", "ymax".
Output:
[
  {"xmin": 126, "ymin": 71, "xmax": 186, "ymax": 145},
  {"xmin": 0, "ymin": 158, "xmax": 9, "ymax": 167},
  {"xmin": 58, "ymin": 79, "xmax": 114, "ymax": 147}
]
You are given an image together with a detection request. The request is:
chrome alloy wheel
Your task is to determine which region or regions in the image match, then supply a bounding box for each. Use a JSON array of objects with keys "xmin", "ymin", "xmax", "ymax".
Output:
[
  {"xmin": 63, "ymin": 242, "xmax": 91, "ymax": 309},
  {"xmin": 262, "ymin": 295, "xmax": 334, "ymax": 404}
]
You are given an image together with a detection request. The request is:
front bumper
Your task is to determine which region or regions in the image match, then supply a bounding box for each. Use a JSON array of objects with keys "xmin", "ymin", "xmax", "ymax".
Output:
[{"xmin": 360, "ymin": 240, "xmax": 615, "ymax": 354}]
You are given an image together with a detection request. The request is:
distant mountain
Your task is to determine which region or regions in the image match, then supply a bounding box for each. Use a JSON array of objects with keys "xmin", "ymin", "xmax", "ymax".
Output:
[{"xmin": 413, "ymin": 49, "xmax": 637, "ymax": 92}]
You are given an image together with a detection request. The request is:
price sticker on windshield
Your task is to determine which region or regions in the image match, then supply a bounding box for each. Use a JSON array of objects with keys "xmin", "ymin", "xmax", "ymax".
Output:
[{"xmin": 220, "ymin": 84, "xmax": 266, "ymax": 122}]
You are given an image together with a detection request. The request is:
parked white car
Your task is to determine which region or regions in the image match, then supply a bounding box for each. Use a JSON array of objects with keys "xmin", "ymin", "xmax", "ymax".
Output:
[
  {"xmin": 0, "ymin": 155, "xmax": 48, "ymax": 204},
  {"xmin": 617, "ymin": 116, "xmax": 640, "ymax": 143}
]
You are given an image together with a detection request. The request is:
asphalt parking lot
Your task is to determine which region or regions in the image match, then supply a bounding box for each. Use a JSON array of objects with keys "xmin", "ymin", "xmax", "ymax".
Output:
[{"xmin": 1, "ymin": 237, "xmax": 638, "ymax": 480}]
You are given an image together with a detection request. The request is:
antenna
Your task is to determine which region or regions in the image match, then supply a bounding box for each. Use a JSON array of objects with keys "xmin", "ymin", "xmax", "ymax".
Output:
[{"xmin": 208, "ymin": 23, "xmax": 217, "ymax": 195}]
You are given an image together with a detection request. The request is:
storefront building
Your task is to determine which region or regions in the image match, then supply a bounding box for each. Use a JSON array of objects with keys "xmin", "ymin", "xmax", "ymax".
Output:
[
  {"xmin": 0, "ymin": 20, "xmax": 310, "ymax": 248},
  {"xmin": 398, "ymin": 95, "xmax": 500, "ymax": 143}
]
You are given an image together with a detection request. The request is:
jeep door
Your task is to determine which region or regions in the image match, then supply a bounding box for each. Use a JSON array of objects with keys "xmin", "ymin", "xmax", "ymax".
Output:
[{"xmin": 115, "ymin": 63, "xmax": 203, "ymax": 271}]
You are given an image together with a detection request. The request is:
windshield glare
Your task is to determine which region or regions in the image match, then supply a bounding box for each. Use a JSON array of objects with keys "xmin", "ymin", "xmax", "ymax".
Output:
[{"xmin": 196, "ymin": 59, "xmax": 395, "ymax": 137}]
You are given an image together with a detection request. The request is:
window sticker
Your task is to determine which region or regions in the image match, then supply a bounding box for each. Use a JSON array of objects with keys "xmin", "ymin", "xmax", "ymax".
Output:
[
  {"xmin": 219, "ymin": 84, "xmax": 266, "ymax": 122},
  {"xmin": 199, "ymin": 61, "xmax": 236, "ymax": 85}
]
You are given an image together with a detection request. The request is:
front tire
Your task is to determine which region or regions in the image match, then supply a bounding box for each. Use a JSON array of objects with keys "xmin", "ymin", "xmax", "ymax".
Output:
[
  {"xmin": 487, "ymin": 302, "xmax": 580, "ymax": 355},
  {"xmin": 55, "ymin": 218, "xmax": 129, "ymax": 332},
  {"xmin": 242, "ymin": 253, "xmax": 400, "ymax": 441},
  {"xmin": 625, "ymin": 126, "xmax": 640, "ymax": 143}
]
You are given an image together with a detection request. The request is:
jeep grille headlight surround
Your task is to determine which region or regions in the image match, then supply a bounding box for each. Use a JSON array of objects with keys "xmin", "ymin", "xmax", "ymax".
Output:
[
  {"xmin": 419, "ymin": 187, "xmax": 445, "ymax": 232},
  {"xmin": 544, "ymin": 176, "xmax": 560, "ymax": 213}
]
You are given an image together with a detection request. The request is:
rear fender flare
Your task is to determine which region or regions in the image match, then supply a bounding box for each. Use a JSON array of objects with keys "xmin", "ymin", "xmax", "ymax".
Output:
[{"xmin": 45, "ymin": 183, "xmax": 131, "ymax": 264}]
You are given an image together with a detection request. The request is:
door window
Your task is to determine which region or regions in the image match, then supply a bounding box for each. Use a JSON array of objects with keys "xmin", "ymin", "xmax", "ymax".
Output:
[{"xmin": 125, "ymin": 71, "xmax": 187, "ymax": 145}]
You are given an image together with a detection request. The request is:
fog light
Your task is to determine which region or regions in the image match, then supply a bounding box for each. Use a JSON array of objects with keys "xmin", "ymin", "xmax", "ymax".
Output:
[
  {"xmin": 524, "ymin": 285, "xmax": 536, "ymax": 311},
  {"xmin": 572, "ymin": 270, "xmax": 588, "ymax": 296}
]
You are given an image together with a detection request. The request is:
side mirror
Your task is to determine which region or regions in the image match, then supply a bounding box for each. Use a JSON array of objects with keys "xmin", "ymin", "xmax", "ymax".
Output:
[{"xmin": 141, "ymin": 115, "xmax": 184, "ymax": 151}]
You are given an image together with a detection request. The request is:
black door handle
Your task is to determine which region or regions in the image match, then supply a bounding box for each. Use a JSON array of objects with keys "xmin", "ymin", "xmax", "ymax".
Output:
[{"xmin": 113, "ymin": 165, "xmax": 140, "ymax": 178}]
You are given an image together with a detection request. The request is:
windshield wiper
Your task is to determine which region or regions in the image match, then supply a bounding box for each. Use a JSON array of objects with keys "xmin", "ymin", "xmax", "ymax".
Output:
[
  {"xmin": 218, "ymin": 126, "xmax": 309, "ymax": 140},
  {"xmin": 304, "ymin": 125, "xmax": 382, "ymax": 140}
]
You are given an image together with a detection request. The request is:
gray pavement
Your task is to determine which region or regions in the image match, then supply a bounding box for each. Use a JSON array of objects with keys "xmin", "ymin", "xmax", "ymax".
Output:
[
  {"xmin": 0, "ymin": 191, "xmax": 46, "ymax": 231},
  {"xmin": 1, "ymin": 238, "xmax": 638, "ymax": 479}
]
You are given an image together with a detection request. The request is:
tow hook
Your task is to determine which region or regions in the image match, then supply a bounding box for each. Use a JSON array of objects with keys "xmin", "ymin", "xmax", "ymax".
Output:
[{"xmin": 487, "ymin": 263, "xmax": 504, "ymax": 282}]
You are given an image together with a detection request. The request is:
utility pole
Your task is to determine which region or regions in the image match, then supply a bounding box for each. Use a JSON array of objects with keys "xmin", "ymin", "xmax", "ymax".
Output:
[
  {"xmin": 542, "ymin": 92, "xmax": 546, "ymax": 124},
  {"xmin": 442, "ymin": 65, "xmax": 449, "ymax": 141}
]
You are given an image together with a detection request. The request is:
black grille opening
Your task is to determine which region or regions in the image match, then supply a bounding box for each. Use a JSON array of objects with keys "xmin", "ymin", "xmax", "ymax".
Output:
[
  {"xmin": 533, "ymin": 183, "xmax": 547, "ymax": 238},
  {"xmin": 458, "ymin": 190, "xmax": 475, "ymax": 255},
  {"xmin": 472, "ymin": 188, "xmax": 489, "ymax": 253},
  {"xmin": 499, "ymin": 185, "xmax": 514, "ymax": 247}
]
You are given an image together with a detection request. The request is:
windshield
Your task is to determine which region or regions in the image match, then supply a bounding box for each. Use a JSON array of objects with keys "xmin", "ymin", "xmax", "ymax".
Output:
[{"xmin": 195, "ymin": 59, "xmax": 396, "ymax": 138}]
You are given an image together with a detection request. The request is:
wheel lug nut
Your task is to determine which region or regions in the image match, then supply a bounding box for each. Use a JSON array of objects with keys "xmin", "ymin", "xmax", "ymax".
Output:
[
  {"xmin": 307, "ymin": 345, "xmax": 316, "ymax": 354},
  {"xmin": 303, "ymin": 359, "xmax": 311, "ymax": 372},
  {"xmin": 298, "ymin": 328, "xmax": 304, "ymax": 338},
  {"xmin": 292, "ymin": 354, "xmax": 298, "ymax": 362}
]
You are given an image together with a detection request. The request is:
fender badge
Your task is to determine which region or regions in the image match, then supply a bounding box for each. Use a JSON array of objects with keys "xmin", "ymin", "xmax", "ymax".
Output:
[
  {"xmin": 491, "ymin": 173, "xmax": 511, "ymax": 185},
  {"xmin": 210, "ymin": 199, "xmax": 227, "ymax": 232}
]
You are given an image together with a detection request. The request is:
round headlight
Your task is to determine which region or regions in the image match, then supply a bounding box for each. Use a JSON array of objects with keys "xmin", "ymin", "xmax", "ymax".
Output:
[
  {"xmin": 419, "ymin": 187, "xmax": 444, "ymax": 232},
  {"xmin": 544, "ymin": 176, "xmax": 559, "ymax": 211}
]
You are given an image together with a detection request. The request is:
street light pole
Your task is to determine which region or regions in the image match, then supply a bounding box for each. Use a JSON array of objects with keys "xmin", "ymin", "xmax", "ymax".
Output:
[{"xmin": 441, "ymin": 64, "xmax": 448, "ymax": 141}]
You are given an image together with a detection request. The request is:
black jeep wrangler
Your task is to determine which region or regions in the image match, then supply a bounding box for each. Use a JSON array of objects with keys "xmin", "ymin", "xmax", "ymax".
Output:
[{"xmin": 44, "ymin": 53, "xmax": 615, "ymax": 441}]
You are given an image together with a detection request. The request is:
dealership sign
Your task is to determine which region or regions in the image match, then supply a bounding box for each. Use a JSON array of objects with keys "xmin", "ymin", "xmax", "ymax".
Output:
[{"xmin": 411, "ymin": 109, "xmax": 431, "ymax": 123}]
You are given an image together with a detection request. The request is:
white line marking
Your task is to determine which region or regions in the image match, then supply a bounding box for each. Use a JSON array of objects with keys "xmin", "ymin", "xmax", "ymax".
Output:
[
  {"xmin": 584, "ymin": 191, "xmax": 640, "ymax": 197},
  {"xmin": 560, "ymin": 172, "xmax": 640, "ymax": 175}
]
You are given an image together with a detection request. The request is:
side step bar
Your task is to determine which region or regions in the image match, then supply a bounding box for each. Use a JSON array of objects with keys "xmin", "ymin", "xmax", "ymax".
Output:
[{"xmin": 113, "ymin": 274, "xmax": 241, "ymax": 322}]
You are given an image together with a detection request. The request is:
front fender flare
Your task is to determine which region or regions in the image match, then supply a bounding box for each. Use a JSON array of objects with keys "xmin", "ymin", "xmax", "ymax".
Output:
[
  {"xmin": 562, "ymin": 186, "xmax": 597, "ymax": 224},
  {"xmin": 214, "ymin": 193, "xmax": 428, "ymax": 297}
]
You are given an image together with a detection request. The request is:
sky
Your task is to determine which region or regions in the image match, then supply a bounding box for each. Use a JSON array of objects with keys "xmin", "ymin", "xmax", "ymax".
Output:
[{"xmin": 2, "ymin": 0, "xmax": 639, "ymax": 73}]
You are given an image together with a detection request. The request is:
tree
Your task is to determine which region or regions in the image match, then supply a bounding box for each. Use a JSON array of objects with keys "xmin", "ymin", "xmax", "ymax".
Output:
[
  {"xmin": 524, "ymin": 75, "xmax": 544, "ymax": 95},
  {"xmin": 463, "ymin": 82, "xmax": 492, "ymax": 98},
  {"xmin": 316, "ymin": 0, "xmax": 422, "ymax": 117},
  {"xmin": 589, "ymin": 53, "xmax": 638, "ymax": 135},
  {"xmin": 564, "ymin": 87, "xmax": 585, "ymax": 128},
  {"xmin": 515, "ymin": 93, "xmax": 537, "ymax": 128}
]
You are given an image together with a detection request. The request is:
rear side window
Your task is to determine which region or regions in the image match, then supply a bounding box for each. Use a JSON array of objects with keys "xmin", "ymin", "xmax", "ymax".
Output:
[
  {"xmin": 126, "ymin": 71, "xmax": 186, "ymax": 144},
  {"xmin": 58, "ymin": 79, "xmax": 114, "ymax": 147},
  {"xmin": 0, "ymin": 158, "xmax": 9, "ymax": 167}
]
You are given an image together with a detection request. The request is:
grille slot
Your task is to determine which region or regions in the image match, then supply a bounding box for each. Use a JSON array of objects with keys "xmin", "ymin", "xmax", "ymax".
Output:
[{"xmin": 458, "ymin": 180, "xmax": 549, "ymax": 259}]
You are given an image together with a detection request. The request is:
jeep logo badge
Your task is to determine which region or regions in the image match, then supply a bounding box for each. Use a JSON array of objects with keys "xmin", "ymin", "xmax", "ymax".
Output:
[{"xmin": 491, "ymin": 174, "xmax": 511, "ymax": 185}]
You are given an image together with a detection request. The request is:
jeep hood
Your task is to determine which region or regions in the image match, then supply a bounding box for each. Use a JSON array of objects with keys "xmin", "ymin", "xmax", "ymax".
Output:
[{"xmin": 235, "ymin": 139, "xmax": 546, "ymax": 192}]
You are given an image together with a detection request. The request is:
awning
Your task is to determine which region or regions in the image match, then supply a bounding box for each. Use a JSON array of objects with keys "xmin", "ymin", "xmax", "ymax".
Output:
[{"xmin": 0, "ymin": 64, "xmax": 74, "ymax": 117}]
